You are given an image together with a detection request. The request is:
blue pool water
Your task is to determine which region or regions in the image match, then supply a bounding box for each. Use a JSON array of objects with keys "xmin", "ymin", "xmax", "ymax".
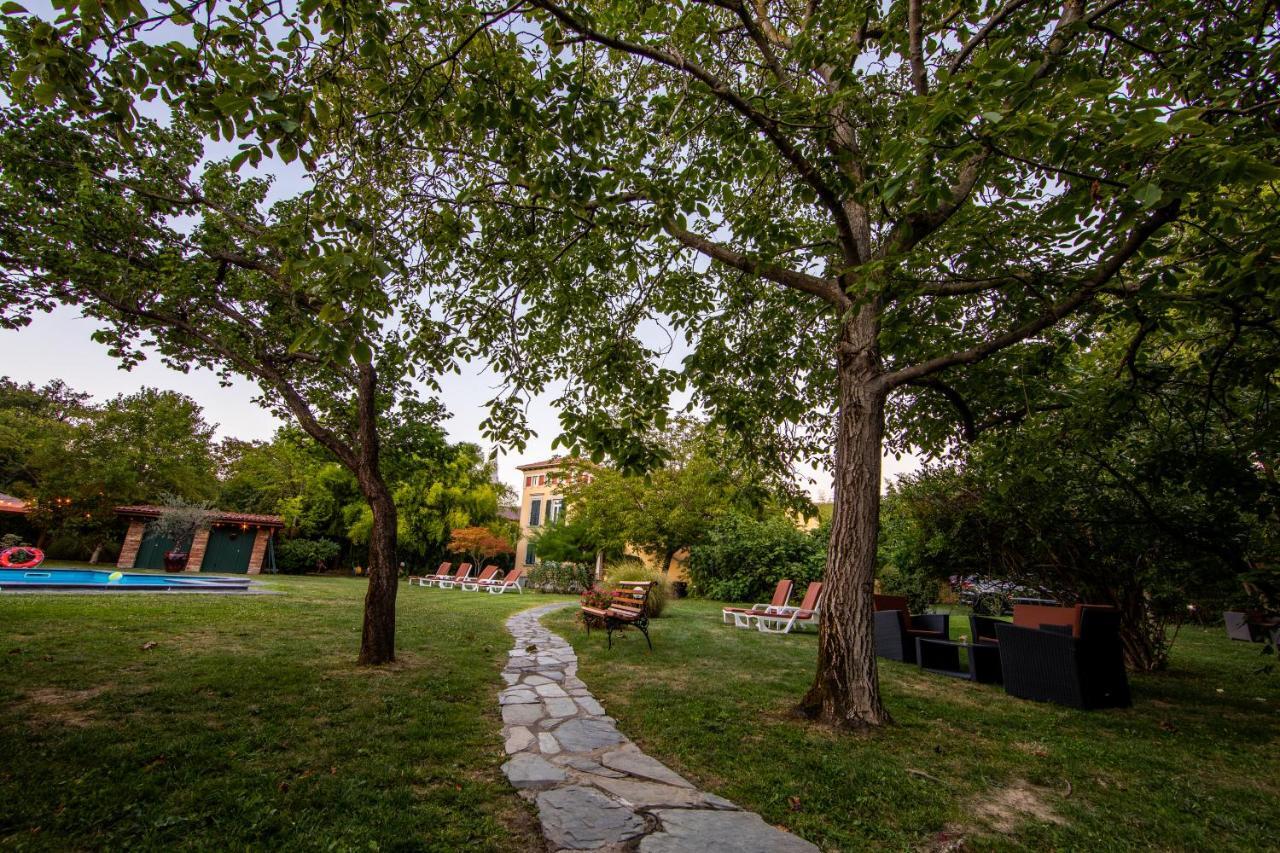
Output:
[{"xmin": 0, "ymin": 568, "xmax": 254, "ymax": 591}]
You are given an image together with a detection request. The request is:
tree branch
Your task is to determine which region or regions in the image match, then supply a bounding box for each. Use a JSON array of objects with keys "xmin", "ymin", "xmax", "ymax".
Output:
[
  {"xmin": 526, "ymin": 0, "xmax": 861, "ymax": 262},
  {"xmin": 883, "ymin": 200, "xmax": 1180, "ymax": 388},
  {"xmin": 662, "ymin": 220, "xmax": 850, "ymax": 309}
]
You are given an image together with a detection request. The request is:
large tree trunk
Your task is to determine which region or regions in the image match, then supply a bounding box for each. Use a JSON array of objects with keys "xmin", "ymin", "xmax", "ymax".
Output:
[
  {"xmin": 358, "ymin": 471, "xmax": 399, "ymax": 665},
  {"xmin": 354, "ymin": 362, "xmax": 399, "ymax": 666},
  {"xmin": 798, "ymin": 317, "xmax": 892, "ymax": 729}
]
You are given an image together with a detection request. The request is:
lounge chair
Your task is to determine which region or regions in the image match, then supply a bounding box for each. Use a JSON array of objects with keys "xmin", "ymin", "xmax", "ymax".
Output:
[
  {"xmin": 873, "ymin": 594, "xmax": 949, "ymax": 663},
  {"xmin": 722, "ymin": 579, "xmax": 794, "ymax": 628},
  {"xmin": 459, "ymin": 565, "xmax": 501, "ymax": 591},
  {"xmin": 412, "ymin": 562, "xmax": 452, "ymax": 587},
  {"xmin": 995, "ymin": 604, "xmax": 1131, "ymax": 709},
  {"xmin": 756, "ymin": 582, "xmax": 823, "ymax": 634},
  {"xmin": 583, "ymin": 580, "xmax": 654, "ymax": 650},
  {"xmin": 436, "ymin": 563, "xmax": 474, "ymax": 589},
  {"xmin": 483, "ymin": 566, "xmax": 526, "ymax": 594}
]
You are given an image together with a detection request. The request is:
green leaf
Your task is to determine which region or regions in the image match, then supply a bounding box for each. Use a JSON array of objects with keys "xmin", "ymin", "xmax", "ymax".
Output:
[
  {"xmin": 1132, "ymin": 183, "xmax": 1163, "ymax": 209},
  {"xmin": 352, "ymin": 340, "xmax": 373, "ymax": 365},
  {"xmin": 981, "ymin": 111, "xmax": 1003, "ymax": 124},
  {"xmin": 2, "ymin": 2, "xmax": 28, "ymax": 13}
]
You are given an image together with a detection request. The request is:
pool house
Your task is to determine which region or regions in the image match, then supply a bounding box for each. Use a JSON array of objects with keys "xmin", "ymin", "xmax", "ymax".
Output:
[{"xmin": 115, "ymin": 506, "xmax": 283, "ymax": 574}]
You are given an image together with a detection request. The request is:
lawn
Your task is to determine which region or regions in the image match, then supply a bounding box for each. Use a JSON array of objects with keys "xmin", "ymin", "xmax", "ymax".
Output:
[
  {"xmin": 5, "ymin": 583, "xmax": 1277, "ymax": 852},
  {"xmin": 545, "ymin": 599, "xmax": 1280, "ymax": 851},
  {"xmin": 0, "ymin": 577, "xmax": 570, "ymax": 851}
]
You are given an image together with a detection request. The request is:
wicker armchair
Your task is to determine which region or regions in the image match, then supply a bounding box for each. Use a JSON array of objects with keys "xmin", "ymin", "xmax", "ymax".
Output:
[
  {"xmin": 994, "ymin": 605, "xmax": 1131, "ymax": 710},
  {"xmin": 873, "ymin": 594, "xmax": 949, "ymax": 664}
]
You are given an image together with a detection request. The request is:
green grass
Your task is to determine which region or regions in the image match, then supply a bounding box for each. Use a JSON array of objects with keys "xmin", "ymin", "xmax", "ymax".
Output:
[
  {"xmin": 5, "ymin": 583, "xmax": 1278, "ymax": 851},
  {"xmin": 545, "ymin": 599, "xmax": 1280, "ymax": 851},
  {"xmin": 0, "ymin": 578, "xmax": 571, "ymax": 851}
]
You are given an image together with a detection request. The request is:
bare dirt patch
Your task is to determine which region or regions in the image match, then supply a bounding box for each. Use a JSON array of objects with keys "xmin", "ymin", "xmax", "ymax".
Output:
[
  {"xmin": 21, "ymin": 686, "xmax": 108, "ymax": 727},
  {"xmin": 967, "ymin": 779, "xmax": 1065, "ymax": 834}
]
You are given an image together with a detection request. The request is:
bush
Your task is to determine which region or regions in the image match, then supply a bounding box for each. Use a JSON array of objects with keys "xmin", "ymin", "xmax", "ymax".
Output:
[
  {"xmin": 603, "ymin": 561, "xmax": 671, "ymax": 618},
  {"xmin": 877, "ymin": 562, "xmax": 942, "ymax": 614},
  {"xmin": 276, "ymin": 537, "xmax": 341, "ymax": 574},
  {"xmin": 527, "ymin": 560, "xmax": 595, "ymax": 593},
  {"xmin": 686, "ymin": 512, "xmax": 825, "ymax": 602}
]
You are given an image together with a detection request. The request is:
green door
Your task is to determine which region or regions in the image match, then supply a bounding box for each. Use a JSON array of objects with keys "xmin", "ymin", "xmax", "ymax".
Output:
[
  {"xmin": 202, "ymin": 527, "xmax": 255, "ymax": 573},
  {"xmin": 135, "ymin": 532, "xmax": 175, "ymax": 570}
]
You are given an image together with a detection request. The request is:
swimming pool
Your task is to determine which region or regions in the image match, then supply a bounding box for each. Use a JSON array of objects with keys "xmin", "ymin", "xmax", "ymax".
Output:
[{"xmin": 0, "ymin": 568, "xmax": 255, "ymax": 591}]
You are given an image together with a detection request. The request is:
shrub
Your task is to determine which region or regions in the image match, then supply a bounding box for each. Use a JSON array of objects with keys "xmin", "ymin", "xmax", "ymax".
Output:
[
  {"xmin": 686, "ymin": 512, "xmax": 824, "ymax": 602},
  {"xmin": 276, "ymin": 537, "xmax": 341, "ymax": 574},
  {"xmin": 527, "ymin": 560, "xmax": 595, "ymax": 593},
  {"xmin": 603, "ymin": 561, "xmax": 671, "ymax": 618},
  {"xmin": 877, "ymin": 562, "xmax": 941, "ymax": 614}
]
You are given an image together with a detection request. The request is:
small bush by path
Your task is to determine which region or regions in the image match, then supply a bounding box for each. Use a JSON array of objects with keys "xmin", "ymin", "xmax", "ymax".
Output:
[
  {"xmin": 0, "ymin": 578, "xmax": 569, "ymax": 850},
  {"xmin": 545, "ymin": 599, "xmax": 1280, "ymax": 850}
]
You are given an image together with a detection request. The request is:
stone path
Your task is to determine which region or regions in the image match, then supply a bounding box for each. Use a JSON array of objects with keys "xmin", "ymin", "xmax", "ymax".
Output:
[{"xmin": 500, "ymin": 602, "xmax": 818, "ymax": 853}]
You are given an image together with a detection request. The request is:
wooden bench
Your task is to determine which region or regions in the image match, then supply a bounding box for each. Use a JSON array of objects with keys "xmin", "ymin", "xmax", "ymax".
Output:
[{"xmin": 582, "ymin": 581, "xmax": 654, "ymax": 651}]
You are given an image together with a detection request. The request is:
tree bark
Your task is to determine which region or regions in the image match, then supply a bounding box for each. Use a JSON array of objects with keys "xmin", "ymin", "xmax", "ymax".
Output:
[
  {"xmin": 798, "ymin": 316, "xmax": 893, "ymax": 728},
  {"xmin": 353, "ymin": 363, "xmax": 399, "ymax": 666},
  {"xmin": 358, "ymin": 471, "xmax": 399, "ymax": 665}
]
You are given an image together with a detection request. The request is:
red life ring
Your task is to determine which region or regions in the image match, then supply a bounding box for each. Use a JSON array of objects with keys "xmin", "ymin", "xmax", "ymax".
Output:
[{"xmin": 0, "ymin": 546, "xmax": 44, "ymax": 569}]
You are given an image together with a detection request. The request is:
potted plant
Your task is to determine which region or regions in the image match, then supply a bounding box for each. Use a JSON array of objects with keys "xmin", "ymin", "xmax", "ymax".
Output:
[{"xmin": 147, "ymin": 496, "xmax": 213, "ymax": 572}]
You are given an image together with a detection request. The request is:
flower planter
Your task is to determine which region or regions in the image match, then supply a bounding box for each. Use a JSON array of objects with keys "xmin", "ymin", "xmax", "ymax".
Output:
[{"xmin": 163, "ymin": 550, "xmax": 189, "ymax": 572}]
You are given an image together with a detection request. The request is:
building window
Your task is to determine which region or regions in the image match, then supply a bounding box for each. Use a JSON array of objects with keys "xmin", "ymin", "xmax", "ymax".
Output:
[
  {"xmin": 524, "ymin": 543, "xmax": 536, "ymax": 565},
  {"xmin": 548, "ymin": 499, "xmax": 564, "ymax": 524},
  {"xmin": 529, "ymin": 498, "xmax": 542, "ymax": 527},
  {"xmin": 525, "ymin": 475, "xmax": 532, "ymax": 487}
]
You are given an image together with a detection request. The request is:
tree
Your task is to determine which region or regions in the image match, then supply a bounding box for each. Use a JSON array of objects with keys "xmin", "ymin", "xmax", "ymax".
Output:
[
  {"xmin": 447, "ymin": 525, "xmax": 515, "ymax": 570},
  {"xmin": 549, "ymin": 425, "xmax": 787, "ymax": 573},
  {"xmin": 880, "ymin": 258, "xmax": 1280, "ymax": 671},
  {"xmin": 0, "ymin": 93, "xmax": 453, "ymax": 663},
  {"xmin": 424, "ymin": 0, "xmax": 1277, "ymax": 727},
  {"xmin": 1, "ymin": 379, "xmax": 219, "ymax": 560}
]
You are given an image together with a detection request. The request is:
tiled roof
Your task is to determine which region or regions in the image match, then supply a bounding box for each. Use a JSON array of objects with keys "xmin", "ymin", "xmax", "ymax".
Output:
[
  {"xmin": 515, "ymin": 455, "xmax": 569, "ymax": 471},
  {"xmin": 115, "ymin": 505, "xmax": 285, "ymax": 528}
]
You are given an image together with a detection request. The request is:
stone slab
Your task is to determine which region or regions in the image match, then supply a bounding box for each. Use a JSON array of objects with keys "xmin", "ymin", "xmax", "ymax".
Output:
[
  {"xmin": 552, "ymin": 717, "xmax": 626, "ymax": 752},
  {"xmin": 536, "ymin": 785, "xmax": 646, "ymax": 850},
  {"xmin": 502, "ymin": 753, "xmax": 568, "ymax": 791},
  {"xmin": 544, "ymin": 697, "xmax": 580, "ymax": 718},
  {"xmin": 639, "ymin": 809, "xmax": 818, "ymax": 853},
  {"xmin": 504, "ymin": 726, "xmax": 534, "ymax": 754},
  {"xmin": 599, "ymin": 746, "xmax": 693, "ymax": 789},
  {"xmin": 501, "ymin": 703, "xmax": 544, "ymax": 726}
]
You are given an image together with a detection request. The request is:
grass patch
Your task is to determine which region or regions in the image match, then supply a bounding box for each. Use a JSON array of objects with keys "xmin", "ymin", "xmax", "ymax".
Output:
[
  {"xmin": 545, "ymin": 599, "xmax": 1280, "ymax": 850},
  {"xmin": 0, "ymin": 577, "xmax": 571, "ymax": 851}
]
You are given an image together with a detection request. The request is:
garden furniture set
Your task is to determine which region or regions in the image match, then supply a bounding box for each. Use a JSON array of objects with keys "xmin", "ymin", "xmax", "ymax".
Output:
[{"xmin": 872, "ymin": 598, "xmax": 1132, "ymax": 710}]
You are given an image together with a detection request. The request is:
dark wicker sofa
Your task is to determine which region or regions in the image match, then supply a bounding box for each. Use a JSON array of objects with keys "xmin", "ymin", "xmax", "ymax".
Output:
[
  {"xmin": 873, "ymin": 594, "xmax": 949, "ymax": 664},
  {"xmin": 993, "ymin": 605, "xmax": 1131, "ymax": 710}
]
